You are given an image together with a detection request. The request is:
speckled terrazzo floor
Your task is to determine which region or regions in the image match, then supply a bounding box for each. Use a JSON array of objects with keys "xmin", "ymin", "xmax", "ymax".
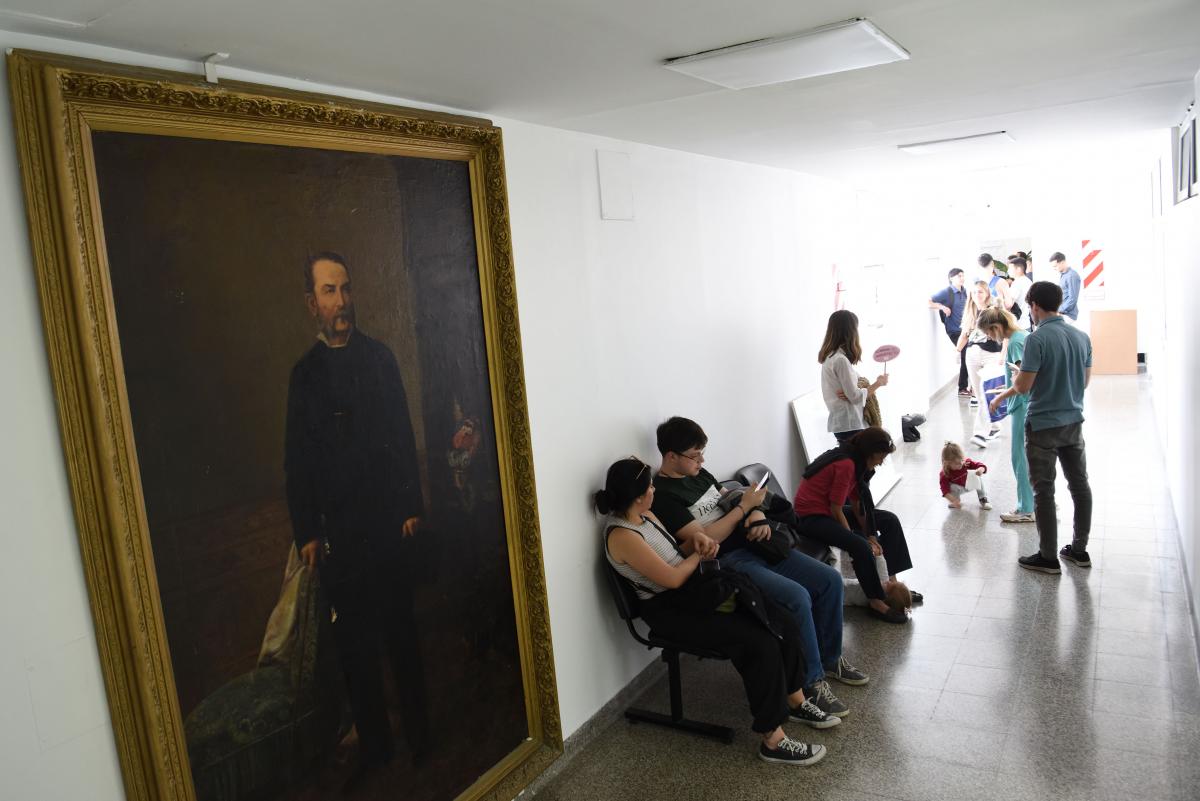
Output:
[{"xmin": 534, "ymin": 374, "xmax": 1200, "ymax": 801}]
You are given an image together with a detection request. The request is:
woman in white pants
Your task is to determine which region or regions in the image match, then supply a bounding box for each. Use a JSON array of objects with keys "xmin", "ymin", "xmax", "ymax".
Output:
[{"xmin": 956, "ymin": 281, "xmax": 1003, "ymax": 448}]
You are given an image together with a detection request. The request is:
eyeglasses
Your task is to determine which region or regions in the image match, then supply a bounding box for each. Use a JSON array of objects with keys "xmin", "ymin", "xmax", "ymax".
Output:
[{"xmin": 677, "ymin": 449, "xmax": 705, "ymax": 463}]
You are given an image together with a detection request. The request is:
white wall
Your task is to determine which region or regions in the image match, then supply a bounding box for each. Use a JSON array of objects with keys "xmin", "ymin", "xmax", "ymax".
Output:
[
  {"xmin": 502, "ymin": 125, "xmax": 870, "ymax": 737},
  {"xmin": 0, "ymin": 31, "xmax": 964, "ymax": 801},
  {"xmin": 0, "ymin": 34, "xmax": 136, "ymax": 801},
  {"xmin": 1148, "ymin": 124, "xmax": 1200, "ymax": 645}
]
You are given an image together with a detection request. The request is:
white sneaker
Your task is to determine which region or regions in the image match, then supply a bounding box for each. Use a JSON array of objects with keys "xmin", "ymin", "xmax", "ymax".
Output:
[
  {"xmin": 969, "ymin": 397, "xmax": 980, "ymax": 407},
  {"xmin": 986, "ymin": 427, "xmax": 1001, "ymax": 440},
  {"xmin": 970, "ymin": 434, "xmax": 988, "ymax": 448},
  {"xmin": 979, "ymin": 499, "xmax": 992, "ymax": 510},
  {"xmin": 1000, "ymin": 511, "xmax": 1035, "ymax": 523}
]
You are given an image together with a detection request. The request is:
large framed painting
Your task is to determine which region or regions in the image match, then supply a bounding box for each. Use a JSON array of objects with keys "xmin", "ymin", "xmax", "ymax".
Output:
[{"xmin": 7, "ymin": 51, "xmax": 559, "ymax": 801}]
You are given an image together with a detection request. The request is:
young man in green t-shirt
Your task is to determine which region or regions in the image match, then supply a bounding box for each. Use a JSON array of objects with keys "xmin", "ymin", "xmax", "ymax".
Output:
[{"xmin": 650, "ymin": 416, "xmax": 868, "ymax": 720}]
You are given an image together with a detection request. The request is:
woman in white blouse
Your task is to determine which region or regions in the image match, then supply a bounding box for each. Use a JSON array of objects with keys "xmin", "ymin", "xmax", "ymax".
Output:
[
  {"xmin": 956, "ymin": 280, "xmax": 1004, "ymax": 448},
  {"xmin": 818, "ymin": 310, "xmax": 888, "ymax": 442}
]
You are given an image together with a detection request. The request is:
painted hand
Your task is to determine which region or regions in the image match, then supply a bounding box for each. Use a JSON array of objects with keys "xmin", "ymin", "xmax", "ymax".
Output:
[{"xmin": 299, "ymin": 540, "xmax": 320, "ymax": 569}]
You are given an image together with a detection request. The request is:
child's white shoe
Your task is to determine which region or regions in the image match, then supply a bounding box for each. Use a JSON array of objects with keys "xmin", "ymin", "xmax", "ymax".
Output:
[{"xmin": 979, "ymin": 498, "xmax": 992, "ymax": 510}]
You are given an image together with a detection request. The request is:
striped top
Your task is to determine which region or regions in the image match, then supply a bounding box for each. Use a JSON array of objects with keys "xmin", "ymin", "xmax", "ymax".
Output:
[{"xmin": 603, "ymin": 513, "xmax": 685, "ymax": 600}]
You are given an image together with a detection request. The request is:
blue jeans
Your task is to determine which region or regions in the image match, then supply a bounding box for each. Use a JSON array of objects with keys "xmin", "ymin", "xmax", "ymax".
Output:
[{"xmin": 720, "ymin": 547, "xmax": 844, "ymax": 687}]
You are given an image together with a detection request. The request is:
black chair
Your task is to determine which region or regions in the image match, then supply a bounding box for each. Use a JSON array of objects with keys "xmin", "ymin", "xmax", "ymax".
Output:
[
  {"xmin": 731, "ymin": 462, "xmax": 836, "ymax": 565},
  {"xmin": 601, "ymin": 563, "xmax": 735, "ymax": 743}
]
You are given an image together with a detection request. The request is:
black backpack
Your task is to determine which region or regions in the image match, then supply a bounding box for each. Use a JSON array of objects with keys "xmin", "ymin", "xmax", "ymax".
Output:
[{"xmin": 901, "ymin": 413, "xmax": 926, "ymax": 442}]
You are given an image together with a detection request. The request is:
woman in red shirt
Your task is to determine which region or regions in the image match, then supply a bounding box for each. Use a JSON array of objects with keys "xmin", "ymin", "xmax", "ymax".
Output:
[{"xmin": 793, "ymin": 428, "xmax": 918, "ymax": 624}]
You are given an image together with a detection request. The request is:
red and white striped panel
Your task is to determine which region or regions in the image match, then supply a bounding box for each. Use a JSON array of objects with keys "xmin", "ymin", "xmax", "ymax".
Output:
[{"xmin": 1081, "ymin": 240, "xmax": 1105, "ymax": 289}]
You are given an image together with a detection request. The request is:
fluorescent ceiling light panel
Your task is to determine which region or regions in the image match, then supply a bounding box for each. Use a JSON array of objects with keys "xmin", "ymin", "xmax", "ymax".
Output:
[
  {"xmin": 898, "ymin": 131, "xmax": 1015, "ymax": 155},
  {"xmin": 663, "ymin": 18, "xmax": 909, "ymax": 90}
]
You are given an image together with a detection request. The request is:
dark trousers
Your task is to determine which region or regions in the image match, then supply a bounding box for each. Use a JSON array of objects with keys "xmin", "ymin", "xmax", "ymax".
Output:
[
  {"xmin": 641, "ymin": 595, "xmax": 805, "ymax": 733},
  {"xmin": 946, "ymin": 328, "xmax": 968, "ymax": 390},
  {"xmin": 327, "ymin": 561, "xmax": 430, "ymax": 763},
  {"xmin": 1025, "ymin": 421, "xmax": 1092, "ymax": 559},
  {"xmin": 797, "ymin": 509, "xmax": 914, "ymax": 601}
]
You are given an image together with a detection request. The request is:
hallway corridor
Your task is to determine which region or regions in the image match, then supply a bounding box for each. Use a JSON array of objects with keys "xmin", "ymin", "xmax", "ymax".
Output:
[{"xmin": 537, "ymin": 374, "xmax": 1200, "ymax": 801}]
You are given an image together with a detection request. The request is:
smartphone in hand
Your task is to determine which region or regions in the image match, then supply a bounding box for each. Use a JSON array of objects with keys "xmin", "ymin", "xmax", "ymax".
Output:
[{"xmin": 754, "ymin": 472, "xmax": 770, "ymax": 491}]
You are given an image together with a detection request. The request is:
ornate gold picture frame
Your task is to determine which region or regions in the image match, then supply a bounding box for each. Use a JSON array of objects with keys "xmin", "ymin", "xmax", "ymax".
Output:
[{"xmin": 8, "ymin": 50, "xmax": 559, "ymax": 801}]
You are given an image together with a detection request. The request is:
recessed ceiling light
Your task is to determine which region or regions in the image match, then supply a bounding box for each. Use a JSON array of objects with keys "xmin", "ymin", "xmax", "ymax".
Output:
[
  {"xmin": 663, "ymin": 18, "xmax": 910, "ymax": 90},
  {"xmin": 898, "ymin": 131, "xmax": 1015, "ymax": 155}
]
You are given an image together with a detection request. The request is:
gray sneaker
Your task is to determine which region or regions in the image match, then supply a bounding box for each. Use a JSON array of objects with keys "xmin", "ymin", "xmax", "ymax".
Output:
[
  {"xmin": 825, "ymin": 655, "xmax": 870, "ymax": 686},
  {"xmin": 758, "ymin": 737, "xmax": 826, "ymax": 766},
  {"xmin": 806, "ymin": 679, "xmax": 849, "ymax": 718},
  {"xmin": 788, "ymin": 698, "xmax": 841, "ymax": 729}
]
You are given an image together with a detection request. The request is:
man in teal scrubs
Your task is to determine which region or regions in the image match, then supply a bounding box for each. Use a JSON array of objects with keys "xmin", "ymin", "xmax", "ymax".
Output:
[{"xmin": 1010, "ymin": 281, "xmax": 1094, "ymax": 574}]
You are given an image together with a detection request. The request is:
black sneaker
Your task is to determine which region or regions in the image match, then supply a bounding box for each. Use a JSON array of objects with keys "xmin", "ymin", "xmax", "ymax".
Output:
[
  {"xmin": 825, "ymin": 655, "xmax": 870, "ymax": 686},
  {"xmin": 758, "ymin": 737, "xmax": 826, "ymax": 766},
  {"xmin": 805, "ymin": 679, "xmax": 849, "ymax": 717},
  {"xmin": 1017, "ymin": 552, "xmax": 1061, "ymax": 574},
  {"xmin": 788, "ymin": 698, "xmax": 841, "ymax": 729},
  {"xmin": 909, "ymin": 590, "xmax": 924, "ymax": 604},
  {"xmin": 1059, "ymin": 544, "xmax": 1092, "ymax": 567}
]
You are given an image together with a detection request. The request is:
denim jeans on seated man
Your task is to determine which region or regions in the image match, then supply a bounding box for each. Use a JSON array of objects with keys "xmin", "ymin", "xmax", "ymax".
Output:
[{"xmin": 718, "ymin": 548, "xmax": 844, "ymax": 687}]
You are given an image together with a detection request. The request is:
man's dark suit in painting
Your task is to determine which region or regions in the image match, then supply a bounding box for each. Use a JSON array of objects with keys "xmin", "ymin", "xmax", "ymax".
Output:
[{"xmin": 285, "ymin": 330, "xmax": 429, "ymax": 764}]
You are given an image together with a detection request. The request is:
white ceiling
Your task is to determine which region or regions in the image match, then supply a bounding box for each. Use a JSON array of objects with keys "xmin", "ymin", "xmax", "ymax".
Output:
[{"xmin": 2, "ymin": 0, "xmax": 1198, "ymax": 183}]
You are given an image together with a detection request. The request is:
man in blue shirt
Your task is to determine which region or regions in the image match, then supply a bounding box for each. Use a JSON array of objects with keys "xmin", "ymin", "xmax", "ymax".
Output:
[
  {"xmin": 1010, "ymin": 281, "xmax": 1094, "ymax": 574},
  {"xmin": 928, "ymin": 268, "xmax": 969, "ymax": 394},
  {"xmin": 1050, "ymin": 252, "xmax": 1081, "ymax": 321}
]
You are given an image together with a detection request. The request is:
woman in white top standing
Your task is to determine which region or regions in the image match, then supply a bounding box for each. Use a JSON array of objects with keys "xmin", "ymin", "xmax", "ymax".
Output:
[
  {"xmin": 956, "ymin": 280, "xmax": 1004, "ymax": 448},
  {"xmin": 818, "ymin": 310, "xmax": 888, "ymax": 443}
]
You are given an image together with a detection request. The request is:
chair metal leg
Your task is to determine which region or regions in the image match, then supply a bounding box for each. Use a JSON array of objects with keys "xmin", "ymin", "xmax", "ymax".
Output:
[{"xmin": 624, "ymin": 650, "xmax": 734, "ymax": 744}]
